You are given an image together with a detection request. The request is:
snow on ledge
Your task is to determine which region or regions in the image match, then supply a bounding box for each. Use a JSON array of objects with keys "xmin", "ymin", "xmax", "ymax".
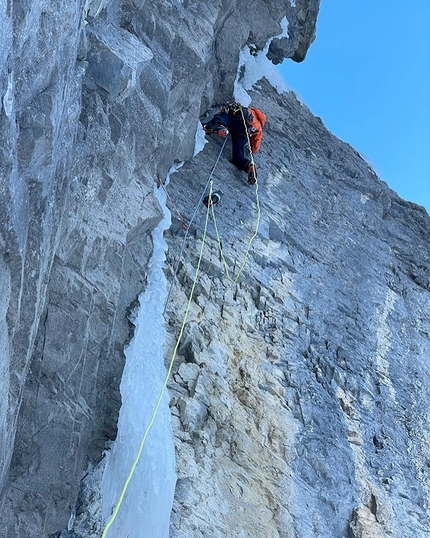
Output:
[{"xmin": 234, "ymin": 16, "xmax": 292, "ymax": 106}]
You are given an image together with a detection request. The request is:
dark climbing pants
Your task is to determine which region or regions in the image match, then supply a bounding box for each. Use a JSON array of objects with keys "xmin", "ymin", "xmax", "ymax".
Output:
[{"xmin": 207, "ymin": 112, "xmax": 251, "ymax": 172}]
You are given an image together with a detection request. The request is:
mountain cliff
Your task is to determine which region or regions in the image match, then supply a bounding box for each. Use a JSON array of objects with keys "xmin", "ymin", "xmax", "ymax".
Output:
[{"xmin": 1, "ymin": 0, "xmax": 429, "ymax": 537}]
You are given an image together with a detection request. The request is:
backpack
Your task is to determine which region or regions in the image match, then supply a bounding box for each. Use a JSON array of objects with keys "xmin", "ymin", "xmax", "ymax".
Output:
[
  {"xmin": 221, "ymin": 103, "xmax": 267, "ymax": 153},
  {"xmin": 248, "ymin": 107, "xmax": 267, "ymax": 154}
]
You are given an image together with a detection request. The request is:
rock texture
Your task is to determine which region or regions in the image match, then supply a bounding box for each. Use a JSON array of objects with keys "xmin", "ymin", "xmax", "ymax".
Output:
[
  {"xmin": 0, "ymin": 0, "xmax": 321, "ymax": 536},
  {"xmin": 1, "ymin": 0, "xmax": 429, "ymax": 537},
  {"xmin": 164, "ymin": 81, "xmax": 430, "ymax": 537}
]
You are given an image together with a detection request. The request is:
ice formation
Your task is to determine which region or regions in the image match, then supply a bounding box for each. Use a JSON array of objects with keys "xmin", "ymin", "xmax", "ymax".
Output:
[{"xmin": 100, "ymin": 181, "xmax": 176, "ymax": 538}]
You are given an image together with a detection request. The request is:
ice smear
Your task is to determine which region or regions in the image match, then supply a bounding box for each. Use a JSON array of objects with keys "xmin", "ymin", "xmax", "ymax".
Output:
[
  {"xmin": 234, "ymin": 16, "xmax": 292, "ymax": 105},
  {"xmin": 101, "ymin": 172, "xmax": 176, "ymax": 538}
]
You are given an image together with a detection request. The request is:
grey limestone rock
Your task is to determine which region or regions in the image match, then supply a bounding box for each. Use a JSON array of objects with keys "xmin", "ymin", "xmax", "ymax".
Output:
[
  {"xmin": 1, "ymin": 0, "xmax": 429, "ymax": 537},
  {"xmin": 164, "ymin": 81, "xmax": 430, "ymax": 537},
  {"xmin": 86, "ymin": 20, "xmax": 153, "ymax": 99},
  {"xmin": 268, "ymin": 0, "xmax": 321, "ymax": 63}
]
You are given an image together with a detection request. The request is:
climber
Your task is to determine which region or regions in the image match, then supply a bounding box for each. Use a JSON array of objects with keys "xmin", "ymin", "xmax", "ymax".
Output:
[{"xmin": 203, "ymin": 102, "xmax": 267, "ymax": 185}]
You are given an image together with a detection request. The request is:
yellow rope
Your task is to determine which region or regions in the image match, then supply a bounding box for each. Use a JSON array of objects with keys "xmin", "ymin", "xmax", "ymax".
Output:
[
  {"xmin": 101, "ymin": 181, "xmax": 215, "ymax": 538},
  {"xmin": 210, "ymin": 104, "xmax": 261, "ymax": 283}
]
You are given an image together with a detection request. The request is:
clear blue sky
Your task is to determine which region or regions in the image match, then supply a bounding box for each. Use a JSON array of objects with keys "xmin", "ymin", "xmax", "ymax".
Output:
[{"xmin": 278, "ymin": 0, "xmax": 430, "ymax": 213}]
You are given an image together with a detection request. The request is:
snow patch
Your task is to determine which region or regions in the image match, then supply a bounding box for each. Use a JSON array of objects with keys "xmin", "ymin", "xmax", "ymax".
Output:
[
  {"xmin": 194, "ymin": 121, "xmax": 208, "ymax": 156},
  {"xmin": 2, "ymin": 72, "xmax": 14, "ymax": 119},
  {"xmin": 234, "ymin": 16, "xmax": 292, "ymax": 105},
  {"xmin": 101, "ymin": 174, "xmax": 176, "ymax": 538}
]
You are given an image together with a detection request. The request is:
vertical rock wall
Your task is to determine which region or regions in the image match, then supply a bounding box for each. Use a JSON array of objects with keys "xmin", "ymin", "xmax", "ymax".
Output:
[
  {"xmin": 164, "ymin": 82, "xmax": 430, "ymax": 537},
  {"xmin": 0, "ymin": 1, "xmax": 322, "ymax": 536},
  {"xmin": 3, "ymin": 0, "xmax": 429, "ymax": 536}
]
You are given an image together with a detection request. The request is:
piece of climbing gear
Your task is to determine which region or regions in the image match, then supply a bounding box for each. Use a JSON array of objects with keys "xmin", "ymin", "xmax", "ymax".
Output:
[{"xmin": 203, "ymin": 190, "xmax": 223, "ymax": 207}]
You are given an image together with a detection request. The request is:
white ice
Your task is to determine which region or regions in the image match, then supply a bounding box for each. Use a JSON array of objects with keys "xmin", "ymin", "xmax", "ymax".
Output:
[{"xmin": 100, "ymin": 177, "xmax": 176, "ymax": 538}]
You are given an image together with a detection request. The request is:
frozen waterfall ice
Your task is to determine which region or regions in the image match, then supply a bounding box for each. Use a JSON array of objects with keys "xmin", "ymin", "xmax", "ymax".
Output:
[{"xmin": 100, "ymin": 180, "xmax": 176, "ymax": 538}]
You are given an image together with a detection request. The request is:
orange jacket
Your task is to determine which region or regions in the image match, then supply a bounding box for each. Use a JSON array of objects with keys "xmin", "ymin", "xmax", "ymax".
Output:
[{"xmin": 248, "ymin": 107, "xmax": 267, "ymax": 154}]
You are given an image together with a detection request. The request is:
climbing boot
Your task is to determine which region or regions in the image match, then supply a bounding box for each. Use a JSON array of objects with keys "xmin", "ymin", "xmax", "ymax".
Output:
[
  {"xmin": 247, "ymin": 163, "xmax": 257, "ymax": 185},
  {"xmin": 203, "ymin": 123, "xmax": 228, "ymax": 137},
  {"xmin": 216, "ymin": 128, "xmax": 228, "ymax": 138},
  {"xmin": 212, "ymin": 124, "xmax": 228, "ymax": 138}
]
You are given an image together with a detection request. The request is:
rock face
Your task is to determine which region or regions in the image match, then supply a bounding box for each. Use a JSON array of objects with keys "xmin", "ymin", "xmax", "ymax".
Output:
[
  {"xmin": 1, "ymin": 0, "xmax": 429, "ymax": 537},
  {"xmin": 165, "ymin": 80, "xmax": 430, "ymax": 537}
]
